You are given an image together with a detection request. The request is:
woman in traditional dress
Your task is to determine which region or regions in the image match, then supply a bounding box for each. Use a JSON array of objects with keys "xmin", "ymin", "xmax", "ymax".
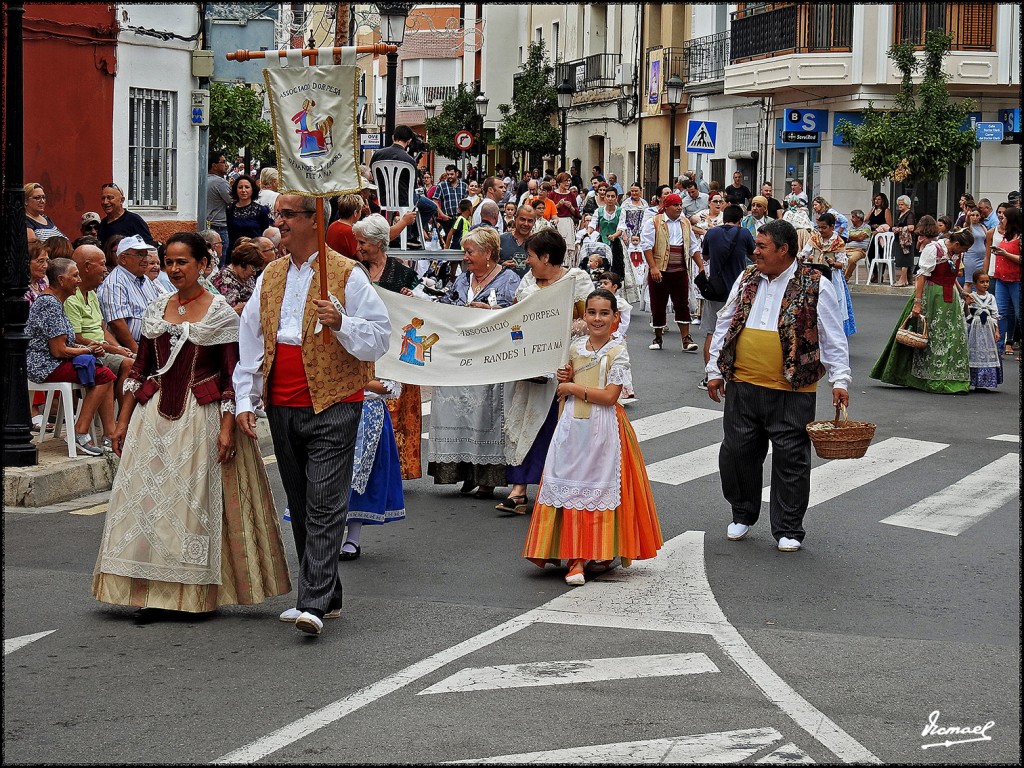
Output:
[
  {"xmin": 965, "ymin": 271, "xmax": 1002, "ymax": 390},
  {"xmin": 522, "ymin": 289, "xmax": 662, "ymax": 586},
  {"xmin": 549, "ymin": 172, "xmax": 581, "ymax": 263},
  {"xmin": 353, "ymin": 214, "xmax": 426, "ymax": 479},
  {"xmin": 341, "ymin": 377, "xmax": 406, "ymax": 560},
  {"xmin": 798, "ymin": 211, "xmax": 856, "ymax": 336},
  {"xmin": 93, "ymin": 231, "xmax": 290, "ymax": 614},
  {"xmin": 782, "ymin": 198, "xmax": 814, "ymax": 251},
  {"xmin": 499, "ymin": 229, "xmax": 593, "ymax": 515},
  {"xmin": 428, "ymin": 227, "xmax": 521, "ymax": 497},
  {"xmin": 870, "ymin": 221, "xmax": 974, "ymax": 394}
]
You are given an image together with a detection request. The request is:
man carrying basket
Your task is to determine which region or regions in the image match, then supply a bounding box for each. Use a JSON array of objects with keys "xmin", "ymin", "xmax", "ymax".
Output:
[{"xmin": 705, "ymin": 220, "xmax": 851, "ymax": 553}]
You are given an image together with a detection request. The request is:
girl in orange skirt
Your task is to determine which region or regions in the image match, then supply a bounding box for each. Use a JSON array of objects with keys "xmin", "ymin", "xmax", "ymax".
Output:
[{"xmin": 523, "ymin": 289, "xmax": 662, "ymax": 586}]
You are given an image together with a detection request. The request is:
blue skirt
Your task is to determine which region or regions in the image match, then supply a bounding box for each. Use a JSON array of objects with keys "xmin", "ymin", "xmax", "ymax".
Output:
[
  {"xmin": 839, "ymin": 272, "xmax": 856, "ymax": 336},
  {"xmin": 349, "ymin": 408, "xmax": 406, "ymax": 524},
  {"xmin": 506, "ymin": 398, "xmax": 559, "ymax": 486}
]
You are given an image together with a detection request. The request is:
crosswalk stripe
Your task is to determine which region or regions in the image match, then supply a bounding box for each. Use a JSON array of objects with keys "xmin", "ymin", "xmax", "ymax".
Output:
[
  {"xmin": 762, "ymin": 437, "xmax": 948, "ymax": 508},
  {"xmin": 879, "ymin": 453, "xmax": 1019, "ymax": 536},
  {"xmin": 988, "ymin": 434, "xmax": 1018, "ymax": 443},
  {"xmin": 418, "ymin": 653, "xmax": 718, "ymax": 695},
  {"xmin": 647, "ymin": 444, "xmax": 772, "ymax": 486},
  {"xmin": 629, "ymin": 406, "xmax": 723, "ymax": 443}
]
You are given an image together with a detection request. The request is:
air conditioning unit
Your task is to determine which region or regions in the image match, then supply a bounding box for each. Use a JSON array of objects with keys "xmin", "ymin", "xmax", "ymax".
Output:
[{"xmin": 614, "ymin": 63, "xmax": 632, "ymax": 88}]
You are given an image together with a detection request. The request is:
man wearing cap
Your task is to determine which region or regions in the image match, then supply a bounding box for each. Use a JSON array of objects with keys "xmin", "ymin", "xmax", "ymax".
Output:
[
  {"xmin": 96, "ymin": 235, "xmax": 161, "ymax": 353},
  {"xmin": 80, "ymin": 212, "xmax": 102, "ymax": 238},
  {"xmin": 640, "ymin": 192, "xmax": 702, "ymax": 352},
  {"xmin": 741, "ymin": 196, "xmax": 772, "ymax": 238},
  {"xmin": 1008, "ymin": 191, "xmax": 1021, "ymax": 208},
  {"xmin": 98, "ymin": 183, "xmax": 154, "ymax": 248}
]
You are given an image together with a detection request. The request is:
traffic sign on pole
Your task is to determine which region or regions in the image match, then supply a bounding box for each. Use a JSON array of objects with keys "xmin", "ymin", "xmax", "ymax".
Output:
[
  {"xmin": 685, "ymin": 120, "xmax": 717, "ymax": 154},
  {"xmin": 454, "ymin": 130, "xmax": 474, "ymax": 152}
]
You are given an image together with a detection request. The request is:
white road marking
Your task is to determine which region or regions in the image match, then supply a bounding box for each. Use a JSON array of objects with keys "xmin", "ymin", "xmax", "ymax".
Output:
[
  {"xmin": 987, "ymin": 434, "xmax": 1018, "ymax": 443},
  {"xmin": 263, "ymin": 455, "xmax": 277, "ymax": 466},
  {"xmin": 629, "ymin": 406, "xmax": 722, "ymax": 443},
  {"xmin": 422, "ymin": 400, "xmax": 431, "ymax": 416},
  {"xmin": 4, "ymin": 630, "xmax": 56, "ymax": 656},
  {"xmin": 215, "ymin": 532, "xmax": 877, "ymax": 764},
  {"xmin": 69, "ymin": 504, "xmax": 107, "ymax": 516},
  {"xmin": 761, "ymin": 438, "xmax": 947, "ymax": 508},
  {"xmin": 880, "ymin": 453, "xmax": 1019, "ymax": 535},
  {"xmin": 446, "ymin": 728, "xmax": 787, "ymax": 764},
  {"xmin": 647, "ymin": 444, "xmax": 771, "ymax": 486},
  {"xmin": 418, "ymin": 653, "xmax": 718, "ymax": 695}
]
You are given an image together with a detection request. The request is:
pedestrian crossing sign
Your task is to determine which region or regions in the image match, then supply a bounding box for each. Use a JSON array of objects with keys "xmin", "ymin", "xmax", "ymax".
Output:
[{"xmin": 686, "ymin": 120, "xmax": 717, "ymax": 154}]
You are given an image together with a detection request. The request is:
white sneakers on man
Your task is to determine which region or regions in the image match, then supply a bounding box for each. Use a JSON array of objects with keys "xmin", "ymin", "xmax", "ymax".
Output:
[
  {"xmin": 777, "ymin": 537, "xmax": 802, "ymax": 552},
  {"xmin": 726, "ymin": 522, "xmax": 750, "ymax": 541},
  {"xmin": 279, "ymin": 607, "xmax": 342, "ymax": 622}
]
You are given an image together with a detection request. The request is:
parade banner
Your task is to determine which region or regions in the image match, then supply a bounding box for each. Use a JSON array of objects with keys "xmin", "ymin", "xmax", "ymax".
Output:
[
  {"xmin": 263, "ymin": 53, "xmax": 363, "ymax": 197},
  {"xmin": 373, "ymin": 280, "xmax": 574, "ymax": 386}
]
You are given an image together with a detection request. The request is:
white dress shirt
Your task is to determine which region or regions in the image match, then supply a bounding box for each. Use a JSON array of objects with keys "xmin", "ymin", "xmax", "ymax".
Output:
[
  {"xmin": 233, "ymin": 253, "xmax": 391, "ymax": 414},
  {"xmin": 706, "ymin": 259, "xmax": 851, "ymax": 390},
  {"xmin": 639, "ymin": 214, "xmax": 701, "ymax": 255}
]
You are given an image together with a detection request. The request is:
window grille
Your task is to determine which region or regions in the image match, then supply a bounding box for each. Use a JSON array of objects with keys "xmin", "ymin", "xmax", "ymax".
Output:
[{"xmin": 128, "ymin": 88, "xmax": 177, "ymax": 209}]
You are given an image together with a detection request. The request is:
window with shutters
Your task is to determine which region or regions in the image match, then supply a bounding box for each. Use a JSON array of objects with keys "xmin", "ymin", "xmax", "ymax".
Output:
[{"xmin": 894, "ymin": 3, "xmax": 994, "ymax": 50}]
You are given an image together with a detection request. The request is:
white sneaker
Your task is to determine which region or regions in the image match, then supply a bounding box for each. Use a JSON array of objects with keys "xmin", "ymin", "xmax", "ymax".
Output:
[
  {"xmin": 74, "ymin": 433, "xmax": 103, "ymax": 457},
  {"xmin": 727, "ymin": 522, "xmax": 751, "ymax": 541},
  {"xmin": 280, "ymin": 607, "xmax": 341, "ymax": 622},
  {"xmin": 295, "ymin": 612, "xmax": 324, "ymax": 635},
  {"xmin": 777, "ymin": 537, "xmax": 802, "ymax": 552}
]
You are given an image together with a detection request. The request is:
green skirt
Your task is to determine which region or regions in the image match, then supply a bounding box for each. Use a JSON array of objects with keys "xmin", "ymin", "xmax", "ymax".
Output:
[{"xmin": 870, "ymin": 286, "xmax": 969, "ymax": 394}]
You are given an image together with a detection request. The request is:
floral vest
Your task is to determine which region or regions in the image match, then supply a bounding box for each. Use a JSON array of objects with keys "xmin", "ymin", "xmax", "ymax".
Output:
[
  {"xmin": 718, "ymin": 264, "xmax": 825, "ymax": 390},
  {"xmin": 259, "ymin": 248, "xmax": 375, "ymax": 413}
]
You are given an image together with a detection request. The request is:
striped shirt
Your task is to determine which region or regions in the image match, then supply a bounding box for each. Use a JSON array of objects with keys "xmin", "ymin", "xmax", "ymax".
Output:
[{"xmin": 97, "ymin": 265, "xmax": 161, "ymax": 342}]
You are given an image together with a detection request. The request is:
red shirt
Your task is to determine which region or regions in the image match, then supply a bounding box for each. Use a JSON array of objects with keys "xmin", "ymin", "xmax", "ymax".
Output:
[
  {"xmin": 994, "ymin": 235, "xmax": 1021, "ymax": 283},
  {"xmin": 326, "ymin": 221, "xmax": 358, "ymax": 259}
]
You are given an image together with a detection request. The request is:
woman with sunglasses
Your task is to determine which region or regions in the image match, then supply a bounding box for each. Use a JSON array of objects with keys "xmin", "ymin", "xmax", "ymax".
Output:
[
  {"xmin": 691, "ymin": 194, "xmax": 725, "ymax": 237},
  {"xmin": 24, "ymin": 183, "xmax": 64, "ymax": 241}
]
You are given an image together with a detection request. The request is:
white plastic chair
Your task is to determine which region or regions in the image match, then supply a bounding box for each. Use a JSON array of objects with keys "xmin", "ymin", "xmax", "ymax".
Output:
[
  {"xmin": 370, "ymin": 160, "xmax": 415, "ymax": 251},
  {"xmin": 867, "ymin": 232, "xmax": 896, "ymax": 285},
  {"xmin": 28, "ymin": 381, "xmax": 98, "ymax": 458}
]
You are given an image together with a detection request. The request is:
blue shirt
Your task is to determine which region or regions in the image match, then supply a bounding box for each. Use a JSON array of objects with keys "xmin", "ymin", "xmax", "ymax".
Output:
[
  {"xmin": 431, "ymin": 179, "xmax": 468, "ymax": 218},
  {"xmin": 97, "ymin": 265, "xmax": 161, "ymax": 342}
]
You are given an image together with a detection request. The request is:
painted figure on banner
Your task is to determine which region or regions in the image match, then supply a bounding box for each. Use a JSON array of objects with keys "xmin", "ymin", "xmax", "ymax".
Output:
[
  {"xmin": 399, "ymin": 317, "xmax": 439, "ymax": 366},
  {"xmin": 292, "ymin": 99, "xmax": 333, "ymax": 158}
]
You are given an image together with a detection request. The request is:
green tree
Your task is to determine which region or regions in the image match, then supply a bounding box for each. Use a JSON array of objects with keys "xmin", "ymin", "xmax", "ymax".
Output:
[
  {"xmin": 209, "ymin": 82, "xmax": 274, "ymax": 163},
  {"xmin": 496, "ymin": 41, "xmax": 560, "ymax": 161},
  {"xmin": 837, "ymin": 29, "xmax": 977, "ymax": 185},
  {"xmin": 424, "ymin": 83, "xmax": 479, "ymax": 157}
]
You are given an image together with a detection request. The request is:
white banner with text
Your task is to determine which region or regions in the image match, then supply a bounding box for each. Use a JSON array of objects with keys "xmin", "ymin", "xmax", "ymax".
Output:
[{"xmin": 373, "ymin": 280, "xmax": 574, "ymax": 386}]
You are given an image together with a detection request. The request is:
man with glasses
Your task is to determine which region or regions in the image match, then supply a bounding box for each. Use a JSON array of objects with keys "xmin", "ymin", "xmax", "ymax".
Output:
[
  {"xmin": 96, "ymin": 235, "xmax": 161, "ymax": 353},
  {"xmin": 98, "ymin": 183, "xmax": 154, "ymax": 248},
  {"xmin": 235, "ymin": 194, "xmax": 391, "ymax": 638}
]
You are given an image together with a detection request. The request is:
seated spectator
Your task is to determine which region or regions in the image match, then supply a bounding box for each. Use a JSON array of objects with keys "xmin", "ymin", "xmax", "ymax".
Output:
[
  {"xmin": 844, "ymin": 209, "xmax": 872, "ymax": 280},
  {"xmin": 102, "ymin": 233, "xmax": 124, "ymax": 272},
  {"xmin": 98, "ymin": 183, "xmax": 154, "ymax": 246},
  {"xmin": 72, "ymin": 234, "xmax": 101, "ymax": 250},
  {"xmin": 211, "ymin": 240, "xmax": 263, "ymax": 314},
  {"xmin": 812, "ymin": 196, "xmax": 849, "ymax": 240},
  {"xmin": 80, "ymin": 212, "xmax": 102, "ymax": 239},
  {"xmin": 25, "ymin": 256, "xmax": 116, "ymax": 456},
  {"xmin": 25, "ymin": 240, "xmax": 50, "ymax": 305},
  {"xmin": 97, "ymin": 235, "xmax": 162, "ymax": 354},
  {"xmin": 44, "ymin": 235, "xmax": 73, "ymax": 262},
  {"xmin": 146, "ymin": 247, "xmax": 173, "ymax": 294},
  {"xmin": 24, "ymin": 183, "xmax": 64, "ymax": 241}
]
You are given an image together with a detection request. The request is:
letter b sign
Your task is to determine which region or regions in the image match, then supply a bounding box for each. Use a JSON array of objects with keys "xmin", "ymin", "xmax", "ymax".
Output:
[{"xmin": 787, "ymin": 109, "xmax": 827, "ymax": 133}]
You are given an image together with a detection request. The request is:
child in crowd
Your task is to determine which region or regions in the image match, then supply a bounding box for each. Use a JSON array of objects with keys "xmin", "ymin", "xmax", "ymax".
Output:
[
  {"xmin": 586, "ymin": 253, "xmax": 610, "ymax": 287},
  {"xmin": 522, "ymin": 289, "xmax": 662, "ymax": 586},
  {"xmin": 965, "ymin": 270, "xmax": 1002, "ymax": 391},
  {"xmin": 626, "ymin": 233, "xmax": 648, "ymax": 311},
  {"xmin": 443, "ymin": 198, "xmax": 474, "ymax": 250},
  {"xmin": 342, "ymin": 378, "xmax": 406, "ymax": 560},
  {"xmin": 599, "ymin": 272, "xmax": 637, "ymax": 405}
]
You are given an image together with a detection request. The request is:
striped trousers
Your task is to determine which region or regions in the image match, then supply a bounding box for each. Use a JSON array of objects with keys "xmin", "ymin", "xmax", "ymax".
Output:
[
  {"xmin": 268, "ymin": 400, "xmax": 362, "ymax": 615},
  {"xmin": 718, "ymin": 380, "xmax": 815, "ymax": 542}
]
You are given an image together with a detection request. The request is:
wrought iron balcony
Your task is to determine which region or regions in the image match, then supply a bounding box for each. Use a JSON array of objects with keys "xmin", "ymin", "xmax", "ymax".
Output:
[
  {"xmin": 398, "ymin": 84, "xmax": 420, "ymax": 106},
  {"xmin": 646, "ymin": 33, "xmax": 730, "ymax": 102},
  {"xmin": 398, "ymin": 84, "xmax": 459, "ymax": 108},
  {"xmin": 555, "ymin": 52, "xmax": 621, "ymax": 93},
  {"xmin": 729, "ymin": 3, "xmax": 853, "ymax": 62}
]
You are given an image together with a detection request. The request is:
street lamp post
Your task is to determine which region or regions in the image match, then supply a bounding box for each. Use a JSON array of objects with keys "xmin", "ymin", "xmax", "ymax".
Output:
[
  {"xmin": 378, "ymin": 2, "xmax": 411, "ymax": 148},
  {"xmin": 665, "ymin": 74, "xmax": 684, "ymax": 183},
  {"xmin": 557, "ymin": 78, "xmax": 574, "ymax": 174},
  {"xmin": 474, "ymin": 93, "xmax": 488, "ymax": 181},
  {"xmin": 376, "ymin": 106, "xmax": 386, "ymax": 151},
  {"xmin": 423, "ymin": 100, "xmax": 439, "ymax": 176}
]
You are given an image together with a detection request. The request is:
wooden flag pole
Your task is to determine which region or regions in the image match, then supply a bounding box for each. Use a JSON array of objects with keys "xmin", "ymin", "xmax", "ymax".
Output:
[{"xmin": 225, "ymin": 44, "xmax": 395, "ymax": 343}]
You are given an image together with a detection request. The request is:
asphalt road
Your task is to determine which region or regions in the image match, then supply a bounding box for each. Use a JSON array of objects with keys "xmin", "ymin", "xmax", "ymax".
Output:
[{"xmin": 3, "ymin": 292, "xmax": 1020, "ymax": 764}]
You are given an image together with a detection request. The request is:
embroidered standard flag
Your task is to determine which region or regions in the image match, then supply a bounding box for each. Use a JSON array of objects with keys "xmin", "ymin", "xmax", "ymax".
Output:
[
  {"xmin": 264, "ymin": 53, "xmax": 363, "ymax": 197},
  {"xmin": 373, "ymin": 279, "xmax": 574, "ymax": 386}
]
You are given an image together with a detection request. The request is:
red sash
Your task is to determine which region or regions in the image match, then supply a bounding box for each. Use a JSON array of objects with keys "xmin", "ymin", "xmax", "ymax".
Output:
[{"xmin": 269, "ymin": 344, "xmax": 363, "ymax": 407}]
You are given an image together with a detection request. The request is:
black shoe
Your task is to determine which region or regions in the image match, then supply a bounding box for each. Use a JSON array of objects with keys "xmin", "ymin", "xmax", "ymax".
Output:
[
  {"xmin": 339, "ymin": 543, "xmax": 361, "ymax": 561},
  {"xmin": 697, "ymin": 377, "xmax": 708, "ymax": 390}
]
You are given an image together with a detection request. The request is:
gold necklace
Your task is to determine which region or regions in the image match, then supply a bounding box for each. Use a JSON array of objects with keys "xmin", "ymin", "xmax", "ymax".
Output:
[{"xmin": 472, "ymin": 263, "xmax": 498, "ymax": 291}]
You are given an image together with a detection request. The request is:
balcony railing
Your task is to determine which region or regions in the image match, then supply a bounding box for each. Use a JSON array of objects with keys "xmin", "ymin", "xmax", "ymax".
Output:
[
  {"xmin": 730, "ymin": 3, "xmax": 853, "ymax": 62},
  {"xmin": 399, "ymin": 84, "xmax": 459, "ymax": 107},
  {"xmin": 646, "ymin": 33, "xmax": 730, "ymax": 103},
  {"xmin": 894, "ymin": 3, "xmax": 994, "ymax": 50},
  {"xmin": 555, "ymin": 52, "xmax": 621, "ymax": 92}
]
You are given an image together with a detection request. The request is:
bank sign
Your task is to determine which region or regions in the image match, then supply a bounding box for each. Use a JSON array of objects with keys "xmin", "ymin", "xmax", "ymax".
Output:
[{"xmin": 775, "ymin": 109, "xmax": 828, "ymax": 148}]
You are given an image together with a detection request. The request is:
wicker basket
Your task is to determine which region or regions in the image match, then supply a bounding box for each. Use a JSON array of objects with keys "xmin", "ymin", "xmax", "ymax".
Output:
[
  {"xmin": 806, "ymin": 405, "xmax": 877, "ymax": 460},
  {"xmin": 895, "ymin": 314, "xmax": 928, "ymax": 349}
]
